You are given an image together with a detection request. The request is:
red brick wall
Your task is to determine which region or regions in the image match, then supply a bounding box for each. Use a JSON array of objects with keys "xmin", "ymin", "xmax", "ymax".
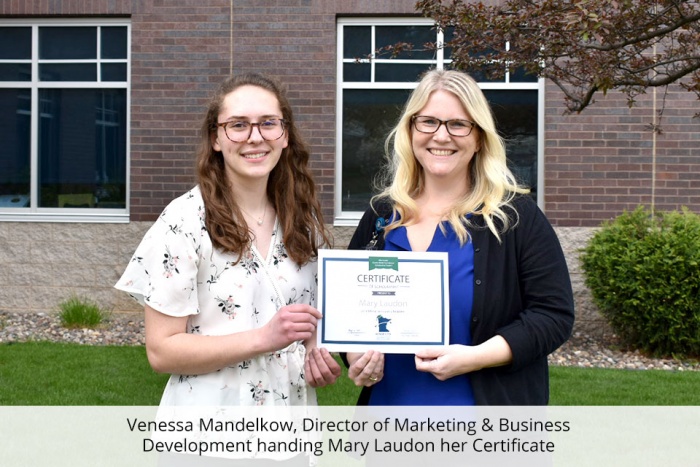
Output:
[
  {"xmin": 545, "ymin": 81, "xmax": 700, "ymax": 226},
  {"xmin": 3, "ymin": 0, "xmax": 698, "ymax": 226},
  {"xmin": 230, "ymin": 0, "xmax": 418, "ymax": 221},
  {"xmin": 128, "ymin": 2, "xmax": 232, "ymax": 220}
]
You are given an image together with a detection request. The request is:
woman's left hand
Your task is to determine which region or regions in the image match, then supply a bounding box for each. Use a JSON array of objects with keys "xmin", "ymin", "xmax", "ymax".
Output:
[
  {"xmin": 414, "ymin": 345, "xmax": 474, "ymax": 381},
  {"xmin": 347, "ymin": 350, "xmax": 384, "ymax": 387},
  {"xmin": 415, "ymin": 337, "xmax": 513, "ymax": 381},
  {"xmin": 304, "ymin": 346, "xmax": 342, "ymax": 388}
]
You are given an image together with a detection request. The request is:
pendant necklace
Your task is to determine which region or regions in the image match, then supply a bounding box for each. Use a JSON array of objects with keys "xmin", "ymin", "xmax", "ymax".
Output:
[{"xmin": 239, "ymin": 199, "xmax": 267, "ymax": 226}]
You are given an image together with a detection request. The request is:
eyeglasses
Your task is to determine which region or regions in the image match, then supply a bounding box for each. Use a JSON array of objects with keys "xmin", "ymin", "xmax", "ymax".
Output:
[
  {"xmin": 216, "ymin": 118, "xmax": 286, "ymax": 143},
  {"xmin": 411, "ymin": 115, "xmax": 477, "ymax": 137}
]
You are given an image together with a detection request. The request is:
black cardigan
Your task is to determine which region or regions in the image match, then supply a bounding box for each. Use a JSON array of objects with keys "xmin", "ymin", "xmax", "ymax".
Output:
[{"xmin": 345, "ymin": 195, "xmax": 575, "ymax": 405}]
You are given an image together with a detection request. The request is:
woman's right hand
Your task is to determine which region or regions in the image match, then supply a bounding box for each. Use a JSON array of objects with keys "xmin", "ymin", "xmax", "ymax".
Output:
[
  {"xmin": 261, "ymin": 303, "xmax": 322, "ymax": 352},
  {"xmin": 144, "ymin": 303, "xmax": 323, "ymax": 376},
  {"xmin": 347, "ymin": 350, "xmax": 385, "ymax": 387}
]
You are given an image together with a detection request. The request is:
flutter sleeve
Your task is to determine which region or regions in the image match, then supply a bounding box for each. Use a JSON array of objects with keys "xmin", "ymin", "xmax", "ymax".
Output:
[{"xmin": 114, "ymin": 190, "xmax": 205, "ymax": 317}]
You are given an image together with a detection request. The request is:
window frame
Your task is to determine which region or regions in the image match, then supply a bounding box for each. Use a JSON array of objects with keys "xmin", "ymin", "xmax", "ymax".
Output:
[
  {"xmin": 0, "ymin": 18, "xmax": 130, "ymax": 223},
  {"xmin": 335, "ymin": 17, "xmax": 544, "ymax": 226}
]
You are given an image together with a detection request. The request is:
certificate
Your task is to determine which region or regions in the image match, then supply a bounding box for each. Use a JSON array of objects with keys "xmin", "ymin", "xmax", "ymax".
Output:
[{"xmin": 316, "ymin": 249, "xmax": 449, "ymax": 354}]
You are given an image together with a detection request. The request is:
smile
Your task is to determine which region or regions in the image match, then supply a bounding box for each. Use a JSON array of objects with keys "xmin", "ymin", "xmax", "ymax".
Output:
[
  {"xmin": 243, "ymin": 152, "xmax": 267, "ymax": 159},
  {"xmin": 429, "ymin": 149, "xmax": 455, "ymax": 156}
]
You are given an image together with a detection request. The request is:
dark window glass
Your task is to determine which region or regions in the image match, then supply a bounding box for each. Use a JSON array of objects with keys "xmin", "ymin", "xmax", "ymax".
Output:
[
  {"xmin": 0, "ymin": 64, "xmax": 31, "ymax": 81},
  {"xmin": 376, "ymin": 63, "xmax": 432, "ymax": 82},
  {"xmin": 39, "ymin": 64, "xmax": 97, "ymax": 82},
  {"xmin": 342, "ymin": 89, "xmax": 412, "ymax": 211},
  {"xmin": 38, "ymin": 89, "xmax": 127, "ymax": 209},
  {"xmin": 376, "ymin": 26, "xmax": 435, "ymax": 60},
  {"xmin": 442, "ymin": 26, "xmax": 454, "ymax": 61},
  {"xmin": 447, "ymin": 47, "xmax": 506, "ymax": 83},
  {"xmin": 510, "ymin": 65, "xmax": 539, "ymax": 83},
  {"xmin": 339, "ymin": 23, "xmax": 539, "ymax": 212},
  {"xmin": 343, "ymin": 62, "xmax": 370, "ymax": 82},
  {"xmin": 342, "ymin": 89, "xmax": 539, "ymax": 210},
  {"xmin": 101, "ymin": 26, "xmax": 127, "ymax": 59},
  {"xmin": 449, "ymin": 63, "xmax": 504, "ymax": 83},
  {"xmin": 483, "ymin": 90, "xmax": 538, "ymax": 197},
  {"xmin": 344, "ymin": 26, "xmax": 371, "ymax": 59},
  {"xmin": 507, "ymin": 42, "xmax": 539, "ymax": 83},
  {"xmin": 0, "ymin": 27, "xmax": 31, "ymax": 59},
  {"xmin": 39, "ymin": 27, "xmax": 96, "ymax": 59},
  {"xmin": 101, "ymin": 63, "xmax": 127, "ymax": 82},
  {"xmin": 0, "ymin": 89, "xmax": 31, "ymax": 207}
]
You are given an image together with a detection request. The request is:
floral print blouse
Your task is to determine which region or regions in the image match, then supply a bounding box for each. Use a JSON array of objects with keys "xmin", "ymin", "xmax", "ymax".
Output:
[{"xmin": 115, "ymin": 186, "xmax": 317, "ymax": 406}]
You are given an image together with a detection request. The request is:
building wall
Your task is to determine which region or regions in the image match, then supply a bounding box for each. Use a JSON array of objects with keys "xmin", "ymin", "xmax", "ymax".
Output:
[
  {"xmin": 2, "ymin": 0, "xmax": 698, "ymax": 338},
  {"xmin": 545, "ymin": 83, "xmax": 700, "ymax": 226},
  {"xmin": 229, "ymin": 0, "xmax": 421, "ymax": 221},
  {"xmin": 3, "ymin": 0, "xmax": 697, "ymax": 224}
]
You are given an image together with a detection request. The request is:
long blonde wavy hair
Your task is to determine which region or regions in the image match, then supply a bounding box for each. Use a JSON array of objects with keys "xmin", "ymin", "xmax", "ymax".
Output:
[
  {"xmin": 196, "ymin": 73, "xmax": 331, "ymax": 264},
  {"xmin": 376, "ymin": 69, "xmax": 529, "ymax": 244}
]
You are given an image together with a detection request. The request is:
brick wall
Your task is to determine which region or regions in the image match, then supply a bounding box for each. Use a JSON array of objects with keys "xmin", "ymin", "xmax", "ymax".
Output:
[
  {"xmin": 4, "ymin": 0, "xmax": 695, "ymax": 226},
  {"xmin": 128, "ymin": 1, "xmax": 233, "ymax": 220},
  {"xmin": 544, "ymin": 82, "xmax": 700, "ymax": 227},
  {"xmin": 230, "ymin": 0, "xmax": 419, "ymax": 220}
]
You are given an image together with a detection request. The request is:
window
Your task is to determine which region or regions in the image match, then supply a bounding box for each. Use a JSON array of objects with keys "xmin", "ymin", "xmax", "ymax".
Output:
[
  {"xmin": 336, "ymin": 18, "xmax": 543, "ymax": 225},
  {"xmin": 0, "ymin": 20, "xmax": 129, "ymax": 222}
]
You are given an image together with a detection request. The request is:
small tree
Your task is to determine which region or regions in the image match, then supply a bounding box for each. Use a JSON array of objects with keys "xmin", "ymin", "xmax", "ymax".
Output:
[
  {"xmin": 382, "ymin": 0, "xmax": 700, "ymax": 114},
  {"xmin": 580, "ymin": 206, "xmax": 700, "ymax": 358}
]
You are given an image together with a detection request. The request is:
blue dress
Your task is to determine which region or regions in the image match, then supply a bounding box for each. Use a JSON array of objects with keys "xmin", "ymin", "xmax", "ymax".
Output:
[{"xmin": 368, "ymin": 221, "xmax": 476, "ymax": 405}]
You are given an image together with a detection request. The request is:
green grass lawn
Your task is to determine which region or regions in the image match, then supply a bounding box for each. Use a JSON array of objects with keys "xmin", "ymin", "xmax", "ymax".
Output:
[
  {"xmin": 1, "ymin": 342, "xmax": 698, "ymax": 405},
  {"xmin": 0, "ymin": 342, "xmax": 168, "ymax": 405}
]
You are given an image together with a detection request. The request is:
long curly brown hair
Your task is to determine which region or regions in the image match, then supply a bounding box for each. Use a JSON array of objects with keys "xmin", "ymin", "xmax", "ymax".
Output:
[{"xmin": 196, "ymin": 73, "xmax": 331, "ymax": 265}]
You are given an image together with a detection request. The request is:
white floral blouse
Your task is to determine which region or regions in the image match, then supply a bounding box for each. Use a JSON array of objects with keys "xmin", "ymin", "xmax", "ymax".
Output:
[{"xmin": 115, "ymin": 186, "xmax": 317, "ymax": 406}]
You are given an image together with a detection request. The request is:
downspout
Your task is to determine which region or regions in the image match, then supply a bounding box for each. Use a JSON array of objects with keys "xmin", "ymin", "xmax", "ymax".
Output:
[
  {"xmin": 651, "ymin": 84, "xmax": 657, "ymax": 214},
  {"xmin": 650, "ymin": 3, "xmax": 658, "ymax": 214},
  {"xmin": 230, "ymin": 0, "xmax": 234, "ymax": 75}
]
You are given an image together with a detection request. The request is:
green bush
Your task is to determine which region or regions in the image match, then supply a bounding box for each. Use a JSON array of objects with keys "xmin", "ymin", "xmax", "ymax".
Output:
[
  {"xmin": 580, "ymin": 206, "xmax": 700, "ymax": 358},
  {"xmin": 58, "ymin": 294, "xmax": 110, "ymax": 329}
]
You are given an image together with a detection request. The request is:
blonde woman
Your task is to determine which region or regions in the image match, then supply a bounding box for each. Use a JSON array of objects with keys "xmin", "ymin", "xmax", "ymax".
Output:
[{"xmin": 345, "ymin": 69, "xmax": 574, "ymax": 405}]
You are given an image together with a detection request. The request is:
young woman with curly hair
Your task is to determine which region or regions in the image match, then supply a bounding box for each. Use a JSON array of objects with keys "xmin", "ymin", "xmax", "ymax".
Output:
[{"xmin": 116, "ymin": 73, "xmax": 340, "ymax": 413}]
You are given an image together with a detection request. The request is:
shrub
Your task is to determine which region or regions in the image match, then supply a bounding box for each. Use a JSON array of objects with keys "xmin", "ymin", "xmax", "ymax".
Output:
[
  {"xmin": 58, "ymin": 294, "xmax": 110, "ymax": 329},
  {"xmin": 580, "ymin": 206, "xmax": 700, "ymax": 358}
]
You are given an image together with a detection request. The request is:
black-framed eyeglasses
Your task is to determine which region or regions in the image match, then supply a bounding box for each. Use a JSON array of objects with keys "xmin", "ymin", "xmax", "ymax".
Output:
[
  {"xmin": 411, "ymin": 115, "xmax": 477, "ymax": 137},
  {"xmin": 216, "ymin": 118, "xmax": 287, "ymax": 143}
]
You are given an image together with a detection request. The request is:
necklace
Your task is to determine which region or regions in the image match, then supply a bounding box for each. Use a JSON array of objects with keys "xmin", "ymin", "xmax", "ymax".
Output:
[{"xmin": 239, "ymin": 199, "xmax": 267, "ymax": 226}]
